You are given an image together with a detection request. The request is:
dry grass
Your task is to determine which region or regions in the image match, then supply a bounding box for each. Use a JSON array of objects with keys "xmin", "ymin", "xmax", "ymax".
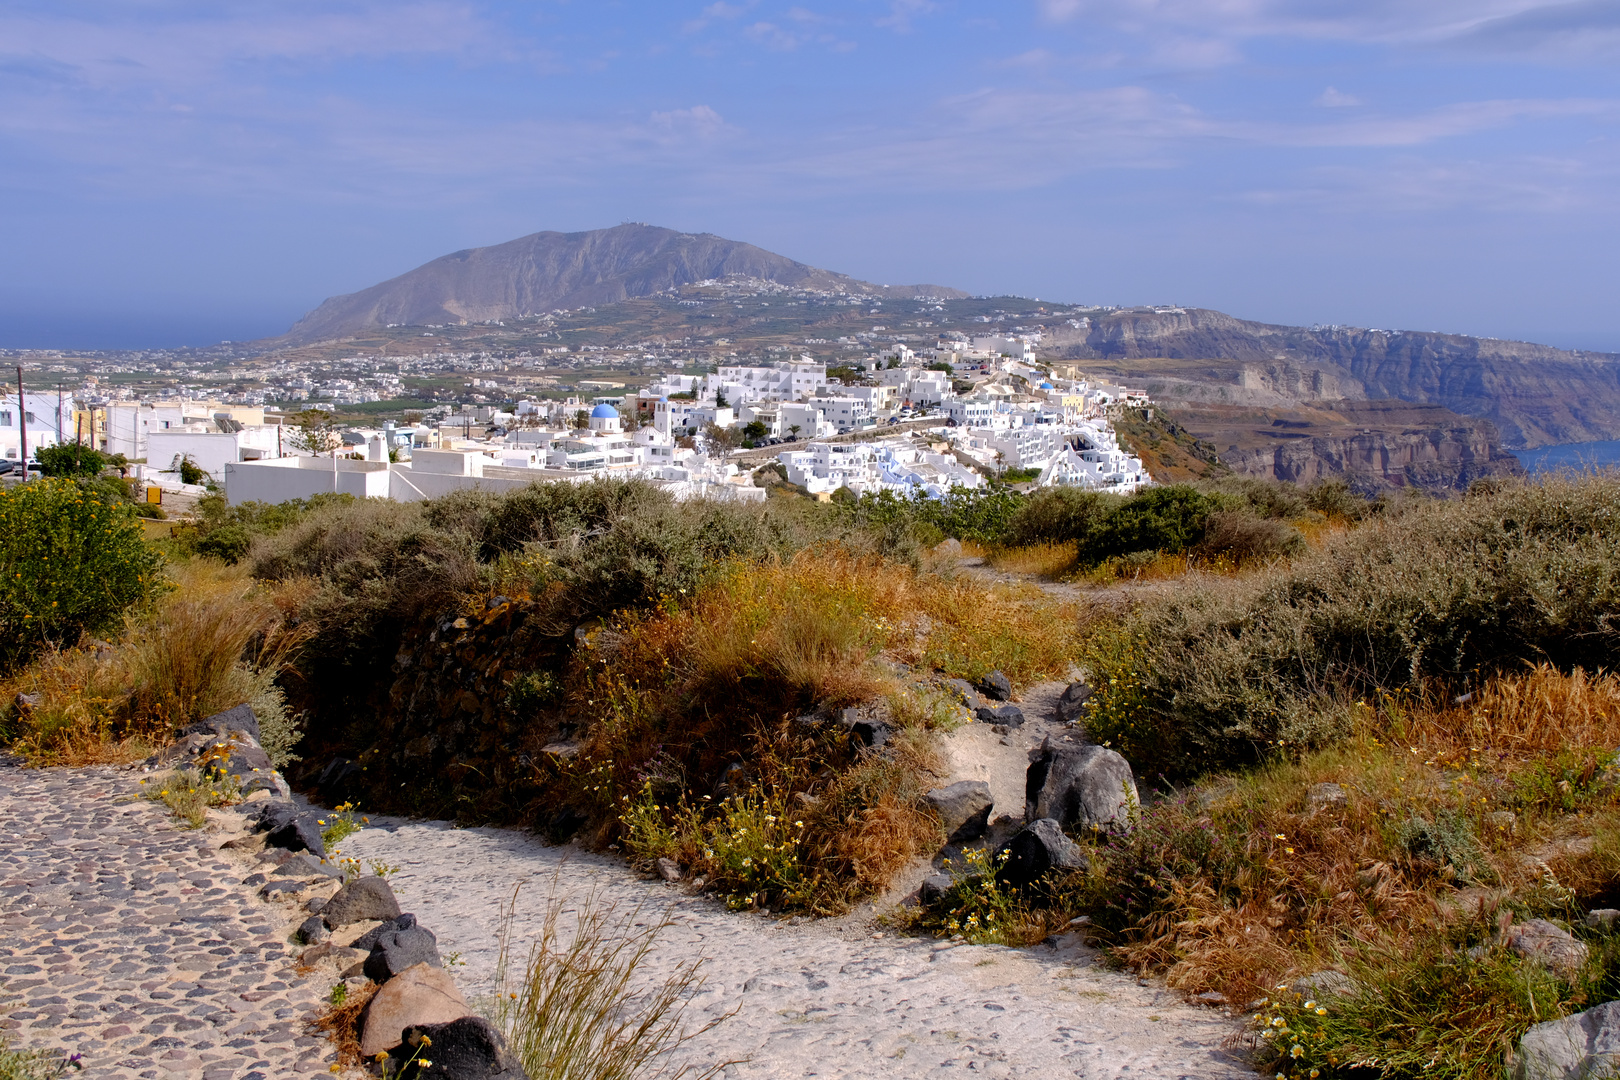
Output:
[
  {"xmin": 1398, "ymin": 664, "xmax": 1620, "ymax": 759},
  {"xmin": 140, "ymin": 767, "xmax": 241, "ymax": 828},
  {"xmin": 3, "ymin": 559, "xmax": 310, "ymax": 765},
  {"xmin": 0, "ymin": 643, "xmax": 153, "ymax": 765},
  {"xmin": 571, "ymin": 548, "xmax": 1076, "ymax": 911},
  {"xmin": 1073, "ymin": 664, "xmax": 1620, "ymax": 1010},
  {"xmin": 487, "ymin": 884, "xmax": 732, "ymax": 1080},
  {"xmin": 985, "ymin": 540, "xmax": 1079, "ymax": 578},
  {"xmin": 313, "ymin": 979, "xmax": 377, "ymax": 1072},
  {"xmin": 124, "ymin": 560, "xmax": 306, "ymax": 734}
]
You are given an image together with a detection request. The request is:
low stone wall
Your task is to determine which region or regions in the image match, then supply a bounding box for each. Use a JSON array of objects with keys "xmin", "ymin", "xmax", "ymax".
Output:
[
  {"xmin": 293, "ymin": 597, "xmax": 570, "ymax": 829},
  {"xmin": 145, "ymin": 704, "xmax": 532, "ymax": 1079}
]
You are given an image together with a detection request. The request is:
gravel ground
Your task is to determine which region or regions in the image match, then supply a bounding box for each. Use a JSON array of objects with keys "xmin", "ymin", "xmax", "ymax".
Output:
[
  {"xmin": 337, "ymin": 817, "xmax": 1254, "ymax": 1079},
  {"xmin": 0, "ymin": 758, "xmax": 355, "ymax": 1080}
]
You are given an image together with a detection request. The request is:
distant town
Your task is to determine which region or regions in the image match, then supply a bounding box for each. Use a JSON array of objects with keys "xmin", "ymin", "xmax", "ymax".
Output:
[{"xmin": 1, "ymin": 277, "xmax": 1154, "ymax": 502}]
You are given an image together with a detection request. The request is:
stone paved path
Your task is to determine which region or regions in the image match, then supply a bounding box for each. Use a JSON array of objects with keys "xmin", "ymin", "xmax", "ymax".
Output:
[
  {"xmin": 0, "ymin": 759, "xmax": 347, "ymax": 1080},
  {"xmin": 339, "ymin": 818, "xmax": 1255, "ymax": 1080}
]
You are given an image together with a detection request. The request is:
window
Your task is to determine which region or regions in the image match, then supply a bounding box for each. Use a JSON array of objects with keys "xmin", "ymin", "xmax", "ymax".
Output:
[{"xmin": 0, "ymin": 411, "xmax": 10, "ymax": 426}]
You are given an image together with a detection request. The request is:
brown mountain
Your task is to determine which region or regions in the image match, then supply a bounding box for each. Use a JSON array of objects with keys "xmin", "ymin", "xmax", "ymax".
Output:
[{"xmin": 285, "ymin": 224, "xmax": 966, "ymax": 343}]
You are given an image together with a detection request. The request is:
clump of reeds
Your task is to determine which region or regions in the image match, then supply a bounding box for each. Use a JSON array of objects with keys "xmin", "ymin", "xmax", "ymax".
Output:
[{"xmin": 486, "ymin": 885, "xmax": 732, "ymax": 1080}]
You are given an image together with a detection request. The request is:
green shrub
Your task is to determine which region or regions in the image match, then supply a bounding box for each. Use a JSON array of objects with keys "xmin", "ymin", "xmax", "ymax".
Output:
[
  {"xmin": 1082, "ymin": 484, "xmax": 1212, "ymax": 560},
  {"xmin": 1196, "ymin": 510, "xmax": 1305, "ymax": 563},
  {"xmin": 1254, "ymin": 931, "xmax": 1620, "ymax": 1080},
  {"xmin": 0, "ymin": 1032, "xmax": 75, "ymax": 1079},
  {"xmin": 176, "ymin": 492, "xmax": 355, "ymax": 563},
  {"xmin": 0, "ymin": 478, "xmax": 162, "ymax": 669},
  {"xmin": 174, "ymin": 454, "xmax": 207, "ymax": 485},
  {"xmin": 1086, "ymin": 474, "xmax": 1620, "ymax": 776},
  {"xmin": 1304, "ymin": 478, "xmax": 1374, "ymax": 520},
  {"xmin": 33, "ymin": 443, "xmax": 108, "ymax": 478},
  {"xmin": 1002, "ymin": 487, "xmax": 1116, "ymax": 548},
  {"xmin": 1203, "ymin": 475, "xmax": 1309, "ymax": 520},
  {"xmin": 837, "ymin": 485, "xmax": 1025, "ymax": 545}
]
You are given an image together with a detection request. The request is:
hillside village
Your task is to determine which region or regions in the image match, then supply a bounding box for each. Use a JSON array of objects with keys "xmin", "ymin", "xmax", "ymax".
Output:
[{"xmin": 1, "ymin": 325, "xmax": 1152, "ymax": 503}]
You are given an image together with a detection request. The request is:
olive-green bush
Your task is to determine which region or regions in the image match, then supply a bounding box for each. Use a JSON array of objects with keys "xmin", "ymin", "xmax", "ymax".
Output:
[
  {"xmin": 0, "ymin": 478, "xmax": 163, "ymax": 669},
  {"xmin": 1086, "ymin": 474, "xmax": 1620, "ymax": 775}
]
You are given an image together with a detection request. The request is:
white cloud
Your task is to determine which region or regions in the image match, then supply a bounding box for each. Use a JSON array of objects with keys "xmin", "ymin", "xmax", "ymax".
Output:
[
  {"xmin": 0, "ymin": 3, "xmax": 494, "ymax": 90},
  {"xmin": 876, "ymin": 0, "xmax": 936, "ymax": 32},
  {"xmin": 744, "ymin": 21, "xmax": 801, "ymax": 49},
  {"xmin": 1032, "ymin": 0, "xmax": 1620, "ymax": 49},
  {"xmin": 1148, "ymin": 36, "xmax": 1244, "ymax": 67},
  {"xmin": 1315, "ymin": 86, "xmax": 1361, "ymax": 107},
  {"xmin": 650, "ymin": 105, "xmax": 728, "ymax": 139},
  {"xmin": 682, "ymin": 1, "xmax": 754, "ymax": 35},
  {"xmin": 1239, "ymin": 152, "xmax": 1619, "ymax": 215}
]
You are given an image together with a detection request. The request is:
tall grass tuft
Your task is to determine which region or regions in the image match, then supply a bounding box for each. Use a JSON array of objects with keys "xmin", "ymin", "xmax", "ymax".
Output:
[
  {"xmin": 487, "ymin": 885, "xmax": 732, "ymax": 1080},
  {"xmin": 4, "ymin": 560, "xmax": 308, "ymax": 765},
  {"xmin": 0, "ymin": 1031, "xmax": 74, "ymax": 1080}
]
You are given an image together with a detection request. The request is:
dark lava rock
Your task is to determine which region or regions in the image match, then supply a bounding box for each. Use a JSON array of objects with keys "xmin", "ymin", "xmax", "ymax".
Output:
[
  {"xmin": 996, "ymin": 818, "xmax": 1089, "ymax": 891},
  {"xmin": 974, "ymin": 704, "xmax": 1024, "ymax": 727},
  {"xmin": 839, "ymin": 709, "xmax": 893, "ymax": 750},
  {"xmin": 364, "ymin": 923, "xmax": 442, "ymax": 984},
  {"xmin": 296, "ymin": 915, "xmax": 331, "ymax": 945},
  {"xmin": 922, "ymin": 781, "xmax": 994, "ymax": 843},
  {"xmin": 177, "ymin": 703, "xmax": 261, "ymax": 744},
  {"xmin": 1025, "ymin": 739, "xmax": 1138, "ymax": 829},
  {"xmin": 266, "ymin": 812, "xmax": 327, "ymax": 859},
  {"xmin": 1055, "ymin": 681, "xmax": 1093, "ymax": 724},
  {"xmin": 975, "ymin": 671, "xmax": 1013, "ymax": 701},
  {"xmin": 322, "ymin": 876, "xmax": 402, "ymax": 928},
  {"xmin": 918, "ymin": 873, "xmax": 956, "ymax": 906},
  {"xmin": 393, "ymin": 1015, "xmax": 531, "ymax": 1079}
]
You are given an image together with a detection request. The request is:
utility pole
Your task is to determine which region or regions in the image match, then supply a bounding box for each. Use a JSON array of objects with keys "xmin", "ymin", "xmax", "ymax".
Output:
[{"xmin": 15, "ymin": 367, "xmax": 27, "ymax": 479}]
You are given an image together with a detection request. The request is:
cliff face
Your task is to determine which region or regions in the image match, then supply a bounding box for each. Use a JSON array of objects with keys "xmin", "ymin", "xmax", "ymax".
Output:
[
  {"xmin": 1045, "ymin": 309, "xmax": 1620, "ymax": 448},
  {"xmin": 1219, "ymin": 421, "xmax": 1524, "ymax": 492},
  {"xmin": 1143, "ymin": 400, "xmax": 1524, "ymax": 494}
]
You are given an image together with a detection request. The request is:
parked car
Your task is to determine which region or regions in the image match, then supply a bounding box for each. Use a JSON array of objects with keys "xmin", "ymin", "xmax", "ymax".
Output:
[{"xmin": 0, "ymin": 460, "xmax": 14, "ymax": 475}]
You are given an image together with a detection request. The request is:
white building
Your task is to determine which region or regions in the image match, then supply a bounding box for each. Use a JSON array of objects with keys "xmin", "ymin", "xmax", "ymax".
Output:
[
  {"xmin": 708, "ymin": 359, "xmax": 826, "ymax": 404},
  {"xmin": 0, "ymin": 393, "xmax": 69, "ymax": 460},
  {"xmin": 778, "ymin": 440, "xmax": 982, "ymax": 498},
  {"xmin": 148, "ymin": 428, "xmax": 280, "ymax": 482},
  {"xmin": 99, "ymin": 401, "xmax": 270, "ymax": 461}
]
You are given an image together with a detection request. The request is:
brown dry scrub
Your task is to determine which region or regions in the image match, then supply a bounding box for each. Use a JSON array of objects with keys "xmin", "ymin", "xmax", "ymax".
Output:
[
  {"xmin": 566, "ymin": 548, "xmax": 1080, "ymax": 911},
  {"xmin": 3, "ymin": 560, "xmax": 310, "ymax": 766},
  {"xmin": 1073, "ymin": 665, "xmax": 1620, "ymax": 1009},
  {"xmin": 1398, "ymin": 663, "xmax": 1620, "ymax": 760},
  {"xmin": 1083, "ymin": 474, "xmax": 1620, "ymax": 776}
]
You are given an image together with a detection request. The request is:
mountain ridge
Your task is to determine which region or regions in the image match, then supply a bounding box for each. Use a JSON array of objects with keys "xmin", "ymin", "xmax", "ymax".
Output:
[{"xmin": 285, "ymin": 224, "xmax": 967, "ymax": 343}]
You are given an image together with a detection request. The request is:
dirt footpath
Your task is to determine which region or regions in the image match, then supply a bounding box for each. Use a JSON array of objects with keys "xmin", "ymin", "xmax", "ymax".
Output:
[{"xmin": 336, "ymin": 817, "xmax": 1252, "ymax": 1079}]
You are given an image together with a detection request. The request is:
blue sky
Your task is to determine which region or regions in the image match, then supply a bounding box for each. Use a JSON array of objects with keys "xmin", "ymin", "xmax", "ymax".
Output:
[{"xmin": 2, "ymin": 0, "xmax": 1618, "ymax": 350}]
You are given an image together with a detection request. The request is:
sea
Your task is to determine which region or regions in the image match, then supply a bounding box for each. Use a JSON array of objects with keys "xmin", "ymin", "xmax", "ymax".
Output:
[{"xmin": 1511, "ymin": 440, "xmax": 1620, "ymax": 474}]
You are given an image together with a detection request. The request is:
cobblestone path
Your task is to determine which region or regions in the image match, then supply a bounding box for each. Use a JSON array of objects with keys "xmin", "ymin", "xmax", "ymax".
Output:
[{"xmin": 0, "ymin": 759, "xmax": 343, "ymax": 1080}]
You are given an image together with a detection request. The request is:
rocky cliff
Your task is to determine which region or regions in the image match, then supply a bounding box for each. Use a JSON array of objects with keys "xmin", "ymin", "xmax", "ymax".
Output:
[
  {"xmin": 1046, "ymin": 308, "xmax": 1620, "ymax": 448},
  {"xmin": 1133, "ymin": 399, "xmax": 1524, "ymax": 493}
]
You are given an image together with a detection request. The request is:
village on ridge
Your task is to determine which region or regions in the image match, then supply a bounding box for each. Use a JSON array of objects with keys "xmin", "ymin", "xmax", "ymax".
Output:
[{"xmin": 1, "ymin": 326, "xmax": 1152, "ymax": 506}]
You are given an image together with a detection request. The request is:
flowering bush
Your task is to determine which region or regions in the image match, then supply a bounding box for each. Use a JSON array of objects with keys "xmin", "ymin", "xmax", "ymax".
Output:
[
  {"xmin": 1253, "ymin": 987, "xmax": 1335, "ymax": 1079},
  {"xmin": 935, "ymin": 846, "xmax": 1025, "ymax": 945}
]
